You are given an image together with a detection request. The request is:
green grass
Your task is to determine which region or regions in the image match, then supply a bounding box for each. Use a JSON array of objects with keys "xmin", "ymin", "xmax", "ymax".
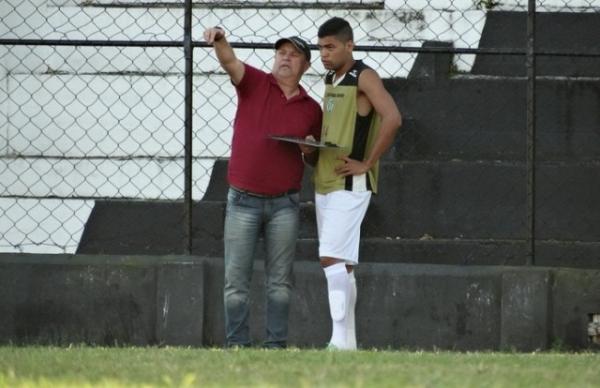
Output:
[{"xmin": 0, "ymin": 346, "xmax": 599, "ymax": 387}]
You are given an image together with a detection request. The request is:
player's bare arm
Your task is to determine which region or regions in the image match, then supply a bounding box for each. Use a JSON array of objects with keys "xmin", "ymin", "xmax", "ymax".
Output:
[
  {"xmin": 335, "ymin": 68, "xmax": 402, "ymax": 177},
  {"xmin": 203, "ymin": 27, "xmax": 245, "ymax": 85}
]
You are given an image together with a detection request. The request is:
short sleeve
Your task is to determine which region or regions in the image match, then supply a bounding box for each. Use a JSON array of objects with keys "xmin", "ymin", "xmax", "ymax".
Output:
[{"xmin": 235, "ymin": 63, "xmax": 266, "ymax": 98}]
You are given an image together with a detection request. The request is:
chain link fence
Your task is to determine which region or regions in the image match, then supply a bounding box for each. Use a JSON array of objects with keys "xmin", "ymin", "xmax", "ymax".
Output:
[{"xmin": 1, "ymin": 0, "xmax": 599, "ymax": 263}]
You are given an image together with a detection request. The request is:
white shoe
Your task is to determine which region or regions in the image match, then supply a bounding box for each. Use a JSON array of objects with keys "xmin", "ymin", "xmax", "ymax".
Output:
[{"xmin": 326, "ymin": 342, "xmax": 356, "ymax": 351}]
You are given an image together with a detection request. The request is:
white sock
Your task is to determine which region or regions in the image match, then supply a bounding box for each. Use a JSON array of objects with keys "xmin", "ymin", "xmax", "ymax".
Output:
[
  {"xmin": 347, "ymin": 270, "xmax": 357, "ymax": 350},
  {"xmin": 324, "ymin": 263, "xmax": 350, "ymax": 349}
]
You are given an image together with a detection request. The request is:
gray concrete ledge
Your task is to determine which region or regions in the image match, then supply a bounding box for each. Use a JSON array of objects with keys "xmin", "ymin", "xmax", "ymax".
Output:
[{"xmin": 1, "ymin": 253, "xmax": 600, "ymax": 351}]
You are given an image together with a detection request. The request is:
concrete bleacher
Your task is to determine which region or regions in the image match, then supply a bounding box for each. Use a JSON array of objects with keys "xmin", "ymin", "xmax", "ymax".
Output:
[
  {"xmin": 77, "ymin": 10, "xmax": 600, "ymax": 268},
  {"xmin": 2, "ymin": 2, "xmax": 600, "ymax": 349}
]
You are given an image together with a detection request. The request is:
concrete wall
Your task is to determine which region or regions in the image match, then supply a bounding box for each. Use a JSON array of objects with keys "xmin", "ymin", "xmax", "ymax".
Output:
[{"xmin": 2, "ymin": 253, "xmax": 600, "ymax": 351}]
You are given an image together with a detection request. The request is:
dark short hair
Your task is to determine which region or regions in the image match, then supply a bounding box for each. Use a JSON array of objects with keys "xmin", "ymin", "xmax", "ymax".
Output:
[{"xmin": 317, "ymin": 17, "xmax": 354, "ymax": 42}]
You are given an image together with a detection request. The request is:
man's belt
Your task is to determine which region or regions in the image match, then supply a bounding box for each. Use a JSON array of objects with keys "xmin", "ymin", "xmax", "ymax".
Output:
[{"xmin": 231, "ymin": 185, "xmax": 299, "ymax": 199}]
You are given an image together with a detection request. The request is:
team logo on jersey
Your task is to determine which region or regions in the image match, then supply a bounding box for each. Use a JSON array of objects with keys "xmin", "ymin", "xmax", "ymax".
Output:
[
  {"xmin": 326, "ymin": 98, "xmax": 335, "ymax": 112},
  {"xmin": 349, "ymin": 69, "xmax": 357, "ymax": 78}
]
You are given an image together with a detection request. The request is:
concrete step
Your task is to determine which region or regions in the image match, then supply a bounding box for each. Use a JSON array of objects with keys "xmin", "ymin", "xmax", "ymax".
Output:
[
  {"xmin": 76, "ymin": 158, "xmax": 600, "ymax": 264},
  {"xmin": 0, "ymin": 197, "xmax": 93, "ymax": 254},
  {"xmin": 386, "ymin": 76, "xmax": 600, "ymax": 161},
  {"xmin": 0, "ymin": 156, "xmax": 215, "ymax": 199},
  {"xmin": 472, "ymin": 11, "xmax": 600, "ymax": 77},
  {"xmin": 203, "ymin": 159, "xmax": 600, "ymax": 241},
  {"xmin": 374, "ymin": 161, "xmax": 600, "ymax": 242}
]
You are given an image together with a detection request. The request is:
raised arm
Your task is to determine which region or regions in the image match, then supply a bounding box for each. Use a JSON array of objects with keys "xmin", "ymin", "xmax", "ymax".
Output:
[{"xmin": 203, "ymin": 26, "xmax": 245, "ymax": 85}]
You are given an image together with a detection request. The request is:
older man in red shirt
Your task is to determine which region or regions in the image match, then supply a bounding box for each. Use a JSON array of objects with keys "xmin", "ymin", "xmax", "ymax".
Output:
[{"xmin": 204, "ymin": 27, "xmax": 321, "ymax": 348}]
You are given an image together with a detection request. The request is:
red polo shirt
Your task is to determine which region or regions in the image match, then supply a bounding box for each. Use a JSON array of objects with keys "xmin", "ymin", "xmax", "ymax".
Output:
[{"xmin": 228, "ymin": 64, "xmax": 322, "ymax": 195}]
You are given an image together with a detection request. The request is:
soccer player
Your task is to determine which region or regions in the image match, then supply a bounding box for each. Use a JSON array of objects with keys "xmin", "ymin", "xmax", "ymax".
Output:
[{"xmin": 312, "ymin": 17, "xmax": 402, "ymax": 350}]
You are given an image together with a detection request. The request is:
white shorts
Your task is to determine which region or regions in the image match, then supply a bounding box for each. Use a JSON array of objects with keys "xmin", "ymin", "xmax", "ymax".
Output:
[{"xmin": 315, "ymin": 190, "xmax": 372, "ymax": 265}]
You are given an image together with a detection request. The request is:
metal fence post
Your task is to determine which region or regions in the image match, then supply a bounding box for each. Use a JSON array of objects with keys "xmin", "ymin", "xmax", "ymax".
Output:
[
  {"xmin": 526, "ymin": 0, "xmax": 537, "ymax": 266},
  {"xmin": 183, "ymin": 0, "xmax": 193, "ymax": 254}
]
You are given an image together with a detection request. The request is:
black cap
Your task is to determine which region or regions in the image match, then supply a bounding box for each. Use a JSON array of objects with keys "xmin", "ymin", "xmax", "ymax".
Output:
[{"xmin": 274, "ymin": 36, "xmax": 311, "ymax": 62}]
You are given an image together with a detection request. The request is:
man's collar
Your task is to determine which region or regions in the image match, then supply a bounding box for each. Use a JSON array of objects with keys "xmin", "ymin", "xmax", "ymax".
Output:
[{"xmin": 268, "ymin": 73, "xmax": 307, "ymax": 98}]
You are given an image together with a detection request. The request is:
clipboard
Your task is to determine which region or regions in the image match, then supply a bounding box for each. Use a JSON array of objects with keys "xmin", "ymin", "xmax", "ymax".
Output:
[{"xmin": 269, "ymin": 135, "xmax": 340, "ymax": 148}]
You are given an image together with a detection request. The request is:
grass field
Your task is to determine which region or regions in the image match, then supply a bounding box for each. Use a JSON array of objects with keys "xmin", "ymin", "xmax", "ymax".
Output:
[{"xmin": 1, "ymin": 346, "xmax": 599, "ymax": 387}]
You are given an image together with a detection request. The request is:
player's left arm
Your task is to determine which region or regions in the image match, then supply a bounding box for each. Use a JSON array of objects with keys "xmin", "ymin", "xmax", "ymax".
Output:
[{"xmin": 336, "ymin": 69, "xmax": 402, "ymax": 176}]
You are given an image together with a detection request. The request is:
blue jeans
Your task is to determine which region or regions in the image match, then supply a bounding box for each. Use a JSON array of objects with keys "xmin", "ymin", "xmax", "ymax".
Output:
[{"xmin": 223, "ymin": 187, "xmax": 300, "ymax": 348}]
